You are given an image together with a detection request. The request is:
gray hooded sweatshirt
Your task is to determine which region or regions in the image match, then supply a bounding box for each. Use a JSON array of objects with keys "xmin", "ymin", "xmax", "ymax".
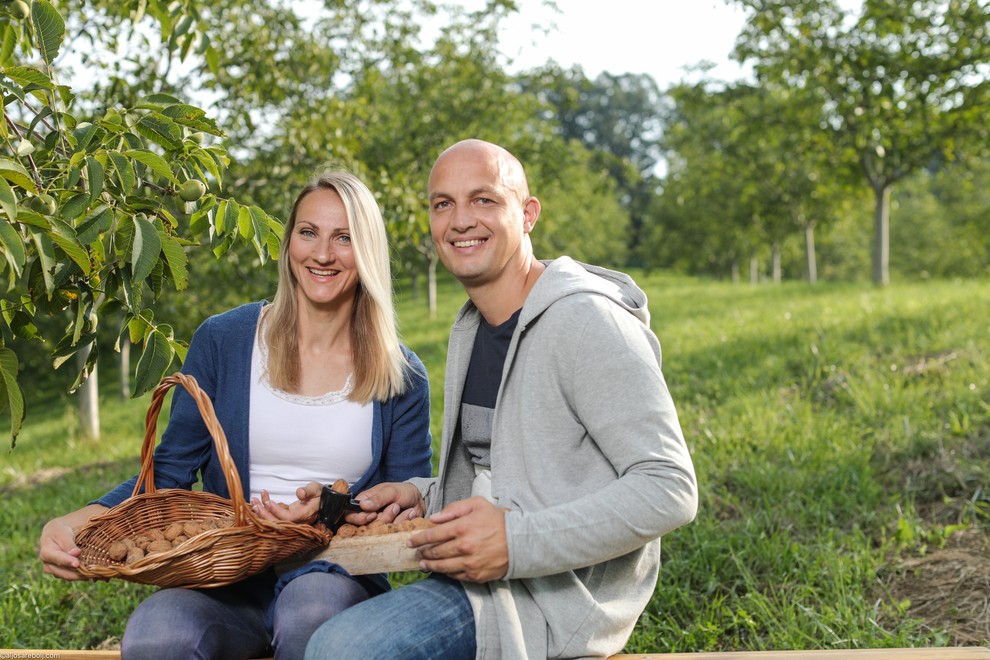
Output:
[{"xmin": 410, "ymin": 257, "xmax": 698, "ymax": 659}]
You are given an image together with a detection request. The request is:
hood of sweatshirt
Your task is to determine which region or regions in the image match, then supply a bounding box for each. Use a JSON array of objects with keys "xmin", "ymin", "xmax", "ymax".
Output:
[{"xmin": 519, "ymin": 256, "xmax": 650, "ymax": 329}]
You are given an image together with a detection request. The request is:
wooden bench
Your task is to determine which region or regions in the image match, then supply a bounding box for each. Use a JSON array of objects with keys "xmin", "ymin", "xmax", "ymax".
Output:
[{"xmin": 2, "ymin": 648, "xmax": 987, "ymax": 659}]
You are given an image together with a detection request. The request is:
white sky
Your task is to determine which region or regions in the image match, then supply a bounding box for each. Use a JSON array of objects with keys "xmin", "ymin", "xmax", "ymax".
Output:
[
  {"xmin": 490, "ymin": 0, "xmax": 863, "ymax": 90},
  {"xmin": 494, "ymin": 0, "xmax": 753, "ymax": 89}
]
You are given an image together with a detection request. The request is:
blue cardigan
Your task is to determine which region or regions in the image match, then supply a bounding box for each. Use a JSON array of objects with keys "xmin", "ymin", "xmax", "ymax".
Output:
[{"xmin": 98, "ymin": 301, "xmax": 433, "ymax": 508}]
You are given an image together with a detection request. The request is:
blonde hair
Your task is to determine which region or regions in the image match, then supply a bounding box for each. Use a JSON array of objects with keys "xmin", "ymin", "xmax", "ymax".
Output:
[{"xmin": 265, "ymin": 170, "xmax": 408, "ymax": 403}]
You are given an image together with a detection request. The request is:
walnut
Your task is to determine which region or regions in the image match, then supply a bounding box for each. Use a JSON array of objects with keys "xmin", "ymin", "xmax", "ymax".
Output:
[
  {"xmin": 146, "ymin": 539, "xmax": 174, "ymax": 554},
  {"xmin": 125, "ymin": 547, "xmax": 145, "ymax": 564},
  {"xmin": 164, "ymin": 522, "xmax": 185, "ymax": 541},
  {"xmin": 108, "ymin": 541, "xmax": 129, "ymax": 562}
]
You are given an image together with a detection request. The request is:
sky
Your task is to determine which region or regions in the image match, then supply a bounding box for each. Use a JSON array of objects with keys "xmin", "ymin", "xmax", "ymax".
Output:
[
  {"xmin": 489, "ymin": 0, "xmax": 863, "ymax": 90},
  {"xmin": 493, "ymin": 0, "xmax": 754, "ymax": 89}
]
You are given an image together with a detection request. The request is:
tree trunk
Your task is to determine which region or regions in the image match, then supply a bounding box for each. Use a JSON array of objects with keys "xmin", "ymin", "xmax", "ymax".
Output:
[
  {"xmin": 428, "ymin": 254, "xmax": 438, "ymax": 320},
  {"xmin": 771, "ymin": 242, "xmax": 781, "ymax": 284},
  {"xmin": 750, "ymin": 255, "xmax": 759, "ymax": 285},
  {"xmin": 119, "ymin": 339, "xmax": 130, "ymax": 400},
  {"xmin": 731, "ymin": 261, "xmax": 740, "ymax": 284},
  {"xmin": 872, "ymin": 184, "xmax": 891, "ymax": 286},
  {"xmin": 78, "ymin": 347, "xmax": 100, "ymax": 440},
  {"xmin": 805, "ymin": 223, "xmax": 818, "ymax": 284}
]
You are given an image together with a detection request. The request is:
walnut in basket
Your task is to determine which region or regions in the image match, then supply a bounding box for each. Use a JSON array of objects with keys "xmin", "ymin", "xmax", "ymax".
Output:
[{"xmin": 111, "ymin": 515, "xmax": 239, "ymax": 563}]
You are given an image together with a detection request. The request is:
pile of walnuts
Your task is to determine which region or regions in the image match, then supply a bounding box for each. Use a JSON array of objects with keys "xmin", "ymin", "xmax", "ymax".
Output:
[
  {"xmin": 108, "ymin": 516, "xmax": 235, "ymax": 564},
  {"xmin": 334, "ymin": 516, "xmax": 434, "ymax": 539}
]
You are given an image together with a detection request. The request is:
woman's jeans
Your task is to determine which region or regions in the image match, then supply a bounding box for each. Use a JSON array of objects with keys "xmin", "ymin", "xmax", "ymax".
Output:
[
  {"xmin": 304, "ymin": 574, "xmax": 476, "ymax": 660},
  {"xmin": 121, "ymin": 569, "xmax": 372, "ymax": 660}
]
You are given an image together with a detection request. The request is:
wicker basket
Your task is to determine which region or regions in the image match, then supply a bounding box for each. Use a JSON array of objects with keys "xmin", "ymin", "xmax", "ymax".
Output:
[{"xmin": 75, "ymin": 373, "xmax": 333, "ymax": 589}]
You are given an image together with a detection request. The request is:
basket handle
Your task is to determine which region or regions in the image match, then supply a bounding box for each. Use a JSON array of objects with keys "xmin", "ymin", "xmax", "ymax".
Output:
[{"xmin": 133, "ymin": 373, "xmax": 250, "ymax": 526}]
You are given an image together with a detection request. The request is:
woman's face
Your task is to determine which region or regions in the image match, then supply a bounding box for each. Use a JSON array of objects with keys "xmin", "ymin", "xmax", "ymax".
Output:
[{"xmin": 288, "ymin": 188, "xmax": 359, "ymax": 311}]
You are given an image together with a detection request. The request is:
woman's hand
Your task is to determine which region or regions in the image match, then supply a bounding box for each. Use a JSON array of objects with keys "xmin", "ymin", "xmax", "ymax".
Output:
[
  {"xmin": 39, "ymin": 504, "xmax": 109, "ymax": 581},
  {"xmin": 251, "ymin": 482, "xmax": 323, "ymax": 524}
]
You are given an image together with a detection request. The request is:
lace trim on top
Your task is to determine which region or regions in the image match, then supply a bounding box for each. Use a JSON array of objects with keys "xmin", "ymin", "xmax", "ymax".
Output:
[{"xmin": 256, "ymin": 314, "xmax": 354, "ymax": 406}]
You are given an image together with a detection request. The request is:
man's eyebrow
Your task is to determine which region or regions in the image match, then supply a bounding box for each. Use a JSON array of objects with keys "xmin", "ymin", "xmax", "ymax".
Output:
[{"xmin": 429, "ymin": 186, "xmax": 501, "ymax": 201}]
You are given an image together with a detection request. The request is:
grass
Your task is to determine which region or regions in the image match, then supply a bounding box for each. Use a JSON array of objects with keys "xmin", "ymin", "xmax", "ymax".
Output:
[{"xmin": 2, "ymin": 273, "xmax": 989, "ymax": 651}]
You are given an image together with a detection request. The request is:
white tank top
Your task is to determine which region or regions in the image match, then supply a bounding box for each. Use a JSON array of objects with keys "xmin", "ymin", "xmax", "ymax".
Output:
[{"xmin": 248, "ymin": 322, "xmax": 373, "ymax": 504}]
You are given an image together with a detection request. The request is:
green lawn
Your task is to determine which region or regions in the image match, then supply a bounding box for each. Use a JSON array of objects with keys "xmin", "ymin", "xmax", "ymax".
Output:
[{"xmin": 3, "ymin": 273, "xmax": 988, "ymax": 651}]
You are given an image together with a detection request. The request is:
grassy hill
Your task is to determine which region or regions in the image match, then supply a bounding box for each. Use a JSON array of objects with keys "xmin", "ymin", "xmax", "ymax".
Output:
[{"xmin": 2, "ymin": 273, "xmax": 988, "ymax": 651}]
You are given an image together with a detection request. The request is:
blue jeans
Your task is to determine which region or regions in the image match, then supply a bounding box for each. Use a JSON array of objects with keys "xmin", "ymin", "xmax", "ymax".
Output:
[
  {"xmin": 304, "ymin": 575, "xmax": 476, "ymax": 660},
  {"xmin": 121, "ymin": 570, "xmax": 373, "ymax": 660}
]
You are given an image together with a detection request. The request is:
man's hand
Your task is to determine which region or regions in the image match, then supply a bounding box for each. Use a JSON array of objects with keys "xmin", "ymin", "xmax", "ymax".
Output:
[
  {"xmin": 345, "ymin": 482, "xmax": 426, "ymax": 525},
  {"xmin": 409, "ymin": 496, "xmax": 508, "ymax": 582}
]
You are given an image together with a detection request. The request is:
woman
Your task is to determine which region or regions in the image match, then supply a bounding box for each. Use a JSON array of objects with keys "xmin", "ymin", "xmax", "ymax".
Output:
[{"xmin": 38, "ymin": 171, "xmax": 433, "ymax": 660}]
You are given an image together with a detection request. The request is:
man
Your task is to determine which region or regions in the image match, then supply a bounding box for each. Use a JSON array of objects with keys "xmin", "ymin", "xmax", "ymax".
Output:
[{"xmin": 305, "ymin": 139, "xmax": 698, "ymax": 659}]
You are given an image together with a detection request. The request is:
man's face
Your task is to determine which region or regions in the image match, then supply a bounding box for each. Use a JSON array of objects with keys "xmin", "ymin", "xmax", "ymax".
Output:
[{"xmin": 428, "ymin": 145, "xmax": 535, "ymax": 288}]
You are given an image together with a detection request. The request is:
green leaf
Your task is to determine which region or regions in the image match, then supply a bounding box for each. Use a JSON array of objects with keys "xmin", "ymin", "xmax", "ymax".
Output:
[
  {"xmin": 266, "ymin": 227, "xmax": 280, "ymax": 261},
  {"xmin": 1, "ymin": 64, "xmax": 53, "ymax": 89},
  {"xmin": 27, "ymin": 228, "xmax": 54, "ymax": 295},
  {"xmin": 59, "ymin": 191, "xmax": 90, "ymax": 222},
  {"xmin": 0, "ymin": 347, "xmax": 25, "ymax": 446},
  {"xmin": 131, "ymin": 214, "xmax": 161, "ymax": 283},
  {"xmin": 214, "ymin": 198, "xmax": 228, "ymax": 234},
  {"xmin": 222, "ymin": 197, "xmax": 239, "ymax": 236},
  {"xmin": 0, "ymin": 218, "xmax": 25, "ymax": 277},
  {"xmin": 0, "ymin": 302, "xmax": 39, "ymax": 340},
  {"xmin": 135, "ymin": 113, "xmax": 183, "ymax": 150},
  {"xmin": 0, "ymin": 23, "xmax": 17, "ymax": 67},
  {"xmin": 210, "ymin": 228, "xmax": 233, "ymax": 258},
  {"xmin": 171, "ymin": 337, "xmax": 188, "ymax": 364},
  {"xmin": 108, "ymin": 151, "xmax": 135, "ymax": 195},
  {"xmin": 68, "ymin": 341, "xmax": 98, "ymax": 394},
  {"xmin": 15, "ymin": 208, "xmax": 47, "ymax": 229},
  {"xmin": 46, "ymin": 218, "xmax": 90, "ymax": 275},
  {"xmin": 138, "ymin": 93, "xmax": 182, "ymax": 110},
  {"xmin": 192, "ymin": 149, "xmax": 223, "ymax": 184},
  {"xmin": 162, "ymin": 103, "xmax": 205, "ymax": 122},
  {"xmin": 70, "ymin": 295, "xmax": 86, "ymax": 344},
  {"xmin": 0, "ymin": 177, "xmax": 16, "ymax": 219},
  {"xmin": 161, "ymin": 233, "xmax": 188, "ymax": 290},
  {"xmin": 31, "ymin": 1, "xmax": 66, "ymax": 66},
  {"xmin": 75, "ymin": 204, "xmax": 112, "ymax": 243},
  {"xmin": 148, "ymin": 255, "xmax": 165, "ymax": 297},
  {"xmin": 132, "ymin": 328, "xmax": 175, "ymax": 397},
  {"xmin": 0, "ymin": 158, "xmax": 37, "ymax": 193},
  {"xmin": 73, "ymin": 122, "xmax": 101, "ymax": 152},
  {"xmin": 127, "ymin": 312, "xmax": 151, "ymax": 345},
  {"xmin": 85, "ymin": 156, "xmax": 104, "ymax": 201},
  {"xmin": 237, "ymin": 204, "xmax": 253, "ymax": 240},
  {"xmin": 51, "ymin": 330, "xmax": 96, "ymax": 370},
  {"xmin": 248, "ymin": 206, "xmax": 271, "ymax": 261},
  {"xmin": 205, "ymin": 43, "xmax": 220, "ymax": 76},
  {"xmin": 124, "ymin": 149, "xmax": 178, "ymax": 183}
]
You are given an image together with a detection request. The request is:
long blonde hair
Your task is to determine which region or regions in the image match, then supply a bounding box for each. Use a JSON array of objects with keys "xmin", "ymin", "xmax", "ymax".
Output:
[{"xmin": 265, "ymin": 170, "xmax": 408, "ymax": 403}]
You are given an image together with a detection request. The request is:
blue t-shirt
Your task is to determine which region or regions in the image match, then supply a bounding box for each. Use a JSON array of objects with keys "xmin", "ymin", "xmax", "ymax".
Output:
[{"xmin": 458, "ymin": 308, "xmax": 521, "ymax": 468}]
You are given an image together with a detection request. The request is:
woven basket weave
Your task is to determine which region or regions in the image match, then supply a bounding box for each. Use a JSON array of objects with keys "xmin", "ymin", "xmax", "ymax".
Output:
[{"xmin": 75, "ymin": 373, "xmax": 333, "ymax": 589}]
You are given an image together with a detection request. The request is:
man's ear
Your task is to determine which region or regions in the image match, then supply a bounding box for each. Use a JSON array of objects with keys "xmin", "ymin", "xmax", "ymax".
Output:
[{"xmin": 522, "ymin": 196, "xmax": 541, "ymax": 234}]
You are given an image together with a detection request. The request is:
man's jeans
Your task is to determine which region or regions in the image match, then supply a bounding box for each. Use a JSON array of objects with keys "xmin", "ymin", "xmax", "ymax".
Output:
[{"xmin": 305, "ymin": 574, "xmax": 476, "ymax": 660}]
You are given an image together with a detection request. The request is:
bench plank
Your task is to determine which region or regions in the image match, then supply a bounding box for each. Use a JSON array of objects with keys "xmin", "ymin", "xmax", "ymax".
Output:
[
  {"xmin": 613, "ymin": 651, "xmax": 990, "ymax": 659},
  {"xmin": 2, "ymin": 648, "xmax": 987, "ymax": 659}
]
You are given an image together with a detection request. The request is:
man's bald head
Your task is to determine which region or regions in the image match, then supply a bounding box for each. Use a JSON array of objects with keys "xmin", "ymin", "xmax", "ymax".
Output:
[{"xmin": 429, "ymin": 139, "xmax": 530, "ymax": 202}]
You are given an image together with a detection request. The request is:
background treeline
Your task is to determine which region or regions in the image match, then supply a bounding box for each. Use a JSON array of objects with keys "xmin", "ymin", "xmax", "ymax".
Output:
[{"xmin": 1, "ymin": 0, "xmax": 989, "ymax": 439}]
